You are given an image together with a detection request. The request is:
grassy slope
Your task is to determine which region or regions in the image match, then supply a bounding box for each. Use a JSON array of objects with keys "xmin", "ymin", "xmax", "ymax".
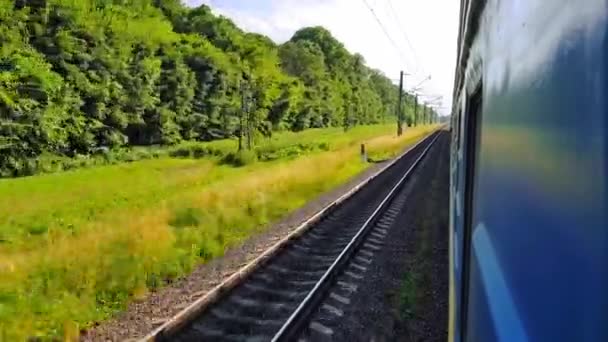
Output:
[{"xmin": 0, "ymin": 124, "xmax": 436, "ymax": 339}]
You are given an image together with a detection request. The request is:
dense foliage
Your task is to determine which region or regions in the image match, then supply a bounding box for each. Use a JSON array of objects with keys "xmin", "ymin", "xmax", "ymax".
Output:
[{"xmin": 0, "ymin": 0, "xmax": 421, "ymax": 177}]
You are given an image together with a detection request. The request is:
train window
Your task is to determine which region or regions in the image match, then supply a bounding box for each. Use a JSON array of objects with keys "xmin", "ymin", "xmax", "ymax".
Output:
[
  {"xmin": 455, "ymin": 108, "xmax": 461, "ymax": 149},
  {"xmin": 454, "ymin": 112, "xmax": 459, "ymax": 152},
  {"xmin": 460, "ymin": 83, "xmax": 482, "ymax": 341}
]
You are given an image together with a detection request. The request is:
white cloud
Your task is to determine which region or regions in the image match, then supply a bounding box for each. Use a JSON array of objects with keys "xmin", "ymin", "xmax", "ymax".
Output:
[{"xmin": 185, "ymin": 0, "xmax": 459, "ymax": 115}]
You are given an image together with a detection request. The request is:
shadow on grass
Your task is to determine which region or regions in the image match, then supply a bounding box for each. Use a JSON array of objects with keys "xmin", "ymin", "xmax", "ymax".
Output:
[{"xmin": 367, "ymin": 158, "xmax": 391, "ymax": 164}]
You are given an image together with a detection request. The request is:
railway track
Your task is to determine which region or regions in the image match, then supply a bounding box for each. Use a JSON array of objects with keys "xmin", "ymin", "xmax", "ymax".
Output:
[{"xmin": 145, "ymin": 130, "xmax": 444, "ymax": 342}]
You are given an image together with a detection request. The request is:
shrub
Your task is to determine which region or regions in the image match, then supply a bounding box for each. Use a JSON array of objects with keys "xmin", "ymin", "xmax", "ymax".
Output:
[
  {"xmin": 169, "ymin": 207, "xmax": 204, "ymax": 228},
  {"xmin": 134, "ymin": 150, "xmax": 152, "ymax": 161},
  {"xmin": 37, "ymin": 155, "xmax": 66, "ymax": 174},
  {"xmin": 28, "ymin": 224, "xmax": 48, "ymax": 236},
  {"xmin": 197, "ymin": 238, "xmax": 224, "ymax": 261},
  {"xmin": 191, "ymin": 145, "xmax": 208, "ymax": 158},
  {"xmin": 169, "ymin": 146, "xmax": 193, "ymax": 158},
  {"xmin": 222, "ymin": 150, "xmax": 257, "ymax": 167}
]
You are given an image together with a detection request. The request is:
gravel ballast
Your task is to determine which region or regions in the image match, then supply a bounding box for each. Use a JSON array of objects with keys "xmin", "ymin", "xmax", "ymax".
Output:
[{"xmin": 297, "ymin": 131, "xmax": 450, "ymax": 342}]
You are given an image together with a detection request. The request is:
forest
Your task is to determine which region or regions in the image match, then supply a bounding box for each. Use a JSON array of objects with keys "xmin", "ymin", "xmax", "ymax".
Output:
[{"xmin": 0, "ymin": 0, "xmax": 427, "ymax": 177}]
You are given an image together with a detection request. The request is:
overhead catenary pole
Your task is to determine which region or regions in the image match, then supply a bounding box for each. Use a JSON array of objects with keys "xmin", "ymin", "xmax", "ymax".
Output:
[
  {"xmin": 424, "ymin": 104, "xmax": 428, "ymax": 125},
  {"xmin": 238, "ymin": 80, "xmax": 245, "ymax": 151},
  {"xmin": 248, "ymin": 92, "xmax": 256, "ymax": 150},
  {"xmin": 421, "ymin": 103, "xmax": 425, "ymax": 125},
  {"xmin": 397, "ymin": 70, "xmax": 404, "ymax": 136},
  {"xmin": 344, "ymin": 100, "xmax": 352, "ymax": 132},
  {"xmin": 221, "ymin": 77, "xmax": 228, "ymax": 137},
  {"xmin": 414, "ymin": 94, "xmax": 418, "ymax": 126}
]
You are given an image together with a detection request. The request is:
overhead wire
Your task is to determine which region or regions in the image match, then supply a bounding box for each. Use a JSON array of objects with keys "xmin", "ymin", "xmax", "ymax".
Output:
[
  {"xmin": 362, "ymin": 0, "xmax": 443, "ymax": 110},
  {"xmin": 384, "ymin": 0, "xmax": 425, "ymax": 75},
  {"xmin": 360, "ymin": 0, "xmax": 414, "ymax": 73}
]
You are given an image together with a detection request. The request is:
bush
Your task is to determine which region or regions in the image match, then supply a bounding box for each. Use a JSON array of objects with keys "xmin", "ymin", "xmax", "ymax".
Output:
[
  {"xmin": 191, "ymin": 145, "xmax": 208, "ymax": 158},
  {"xmin": 168, "ymin": 143, "xmax": 228, "ymax": 159},
  {"xmin": 255, "ymin": 141, "xmax": 329, "ymax": 162},
  {"xmin": 27, "ymin": 224, "xmax": 48, "ymax": 236},
  {"xmin": 318, "ymin": 142, "xmax": 330, "ymax": 151},
  {"xmin": 134, "ymin": 149, "xmax": 152, "ymax": 160},
  {"xmin": 169, "ymin": 207, "xmax": 204, "ymax": 228},
  {"xmin": 222, "ymin": 150, "xmax": 258, "ymax": 167},
  {"xmin": 1, "ymin": 146, "xmax": 167, "ymax": 178},
  {"xmin": 38, "ymin": 155, "xmax": 67, "ymax": 174}
]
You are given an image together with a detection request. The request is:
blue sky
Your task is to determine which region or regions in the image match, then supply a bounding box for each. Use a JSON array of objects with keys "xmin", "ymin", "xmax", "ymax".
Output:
[{"xmin": 183, "ymin": 0, "xmax": 460, "ymax": 115}]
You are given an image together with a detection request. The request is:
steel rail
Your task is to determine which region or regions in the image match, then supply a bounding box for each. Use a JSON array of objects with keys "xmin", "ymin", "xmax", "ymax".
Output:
[
  {"xmin": 271, "ymin": 131, "xmax": 441, "ymax": 341},
  {"xmin": 141, "ymin": 129, "xmax": 442, "ymax": 342}
]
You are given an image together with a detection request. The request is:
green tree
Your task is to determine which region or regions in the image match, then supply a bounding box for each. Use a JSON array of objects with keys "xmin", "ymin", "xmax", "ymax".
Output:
[{"xmin": 0, "ymin": 0, "xmax": 410, "ymax": 177}]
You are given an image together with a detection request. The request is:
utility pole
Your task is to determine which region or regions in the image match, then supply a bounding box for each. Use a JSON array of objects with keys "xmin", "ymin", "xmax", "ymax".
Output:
[
  {"xmin": 344, "ymin": 104, "xmax": 349, "ymax": 132},
  {"xmin": 344, "ymin": 98, "xmax": 352, "ymax": 132},
  {"xmin": 247, "ymin": 91, "xmax": 256, "ymax": 150},
  {"xmin": 424, "ymin": 104, "xmax": 428, "ymax": 125},
  {"xmin": 397, "ymin": 71, "xmax": 404, "ymax": 136},
  {"xmin": 221, "ymin": 77, "xmax": 228, "ymax": 137},
  {"xmin": 414, "ymin": 94, "xmax": 418, "ymax": 126},
  {"xmin": 421, "ymin": 104, "xmax": 424, "ymax": 125},
  {"xmin": 238, "ymin": 80, "xmax": 245, "ymax": 151}
]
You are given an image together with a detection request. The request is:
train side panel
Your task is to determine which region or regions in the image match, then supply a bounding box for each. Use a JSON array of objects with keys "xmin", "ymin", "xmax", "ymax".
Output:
[{"xmin": 452, "ymin": 0, "xmax": 608, "ymax": 341}]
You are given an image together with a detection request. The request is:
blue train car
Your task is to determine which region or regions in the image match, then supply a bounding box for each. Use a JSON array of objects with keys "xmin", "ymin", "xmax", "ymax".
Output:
[{"xmin": 450, "ymin": 1, "xmax": 608, "ymax": 341}]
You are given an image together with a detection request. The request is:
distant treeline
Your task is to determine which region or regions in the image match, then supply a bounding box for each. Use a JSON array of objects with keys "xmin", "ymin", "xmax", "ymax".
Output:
[{"xmin": 0, "ymin": 0, "xmax": 425, "ymax": 176}]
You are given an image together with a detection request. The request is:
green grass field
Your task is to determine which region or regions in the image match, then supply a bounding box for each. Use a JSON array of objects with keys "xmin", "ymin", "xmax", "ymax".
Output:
[{"xmin": 0, "ymin": 124, "xmax": 436, "ymax": 340}]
